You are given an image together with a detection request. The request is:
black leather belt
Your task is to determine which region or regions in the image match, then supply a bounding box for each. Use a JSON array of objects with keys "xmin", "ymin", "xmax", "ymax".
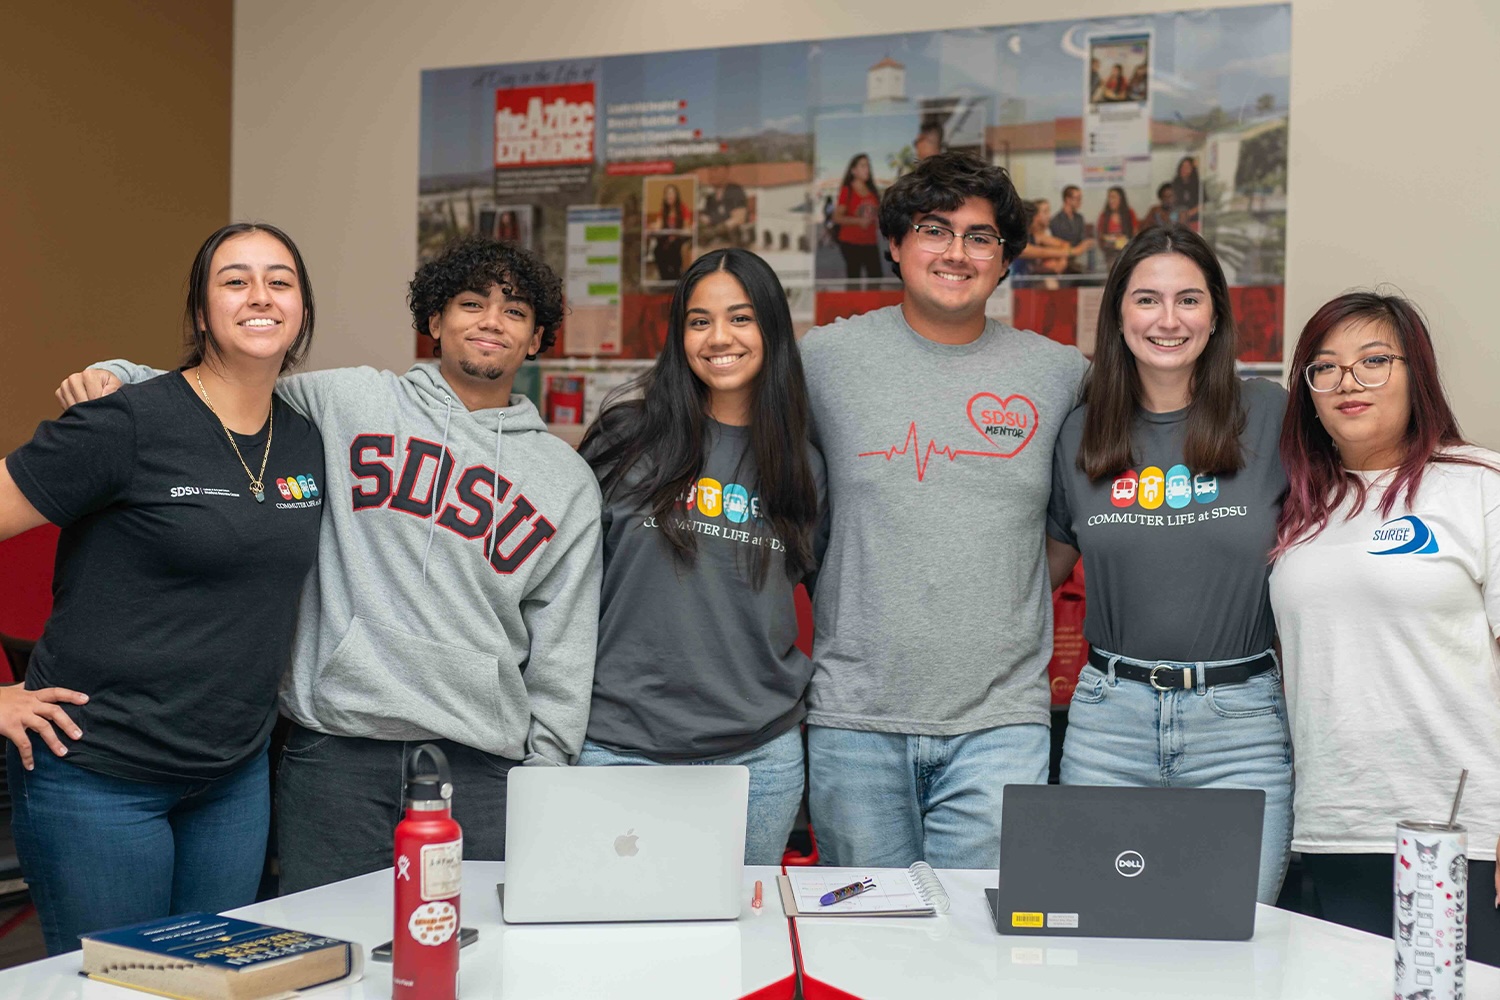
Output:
[{"xmin": 1087, "ymin": 649, "xmax": 1276, "ymax": 691}]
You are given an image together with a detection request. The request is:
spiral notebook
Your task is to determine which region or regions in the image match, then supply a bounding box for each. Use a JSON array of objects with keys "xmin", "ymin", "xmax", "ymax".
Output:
[{"xmin": 777, "ymin": 863, "xmax": 951, "ymax": 917}]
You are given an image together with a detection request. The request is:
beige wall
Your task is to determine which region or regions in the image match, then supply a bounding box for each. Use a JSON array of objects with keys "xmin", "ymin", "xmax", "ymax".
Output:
[
  {"xmin": 0, "ymin": 2, "xmax": 232, "ymax": 451},
  {"xmin": 231, "ymin": 0, "xmax": 1500, "ymax": 445}
]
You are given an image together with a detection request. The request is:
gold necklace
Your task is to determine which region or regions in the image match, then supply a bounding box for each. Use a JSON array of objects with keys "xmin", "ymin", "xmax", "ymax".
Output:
[{"xmin": 194, "ymin": 370, "xmax": 273, "ymax": 503}]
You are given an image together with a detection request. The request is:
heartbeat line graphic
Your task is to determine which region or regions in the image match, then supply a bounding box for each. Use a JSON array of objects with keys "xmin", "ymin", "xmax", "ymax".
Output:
[{"xmin": 857, "ymin": 422, "xmax": 1008, "ymax": 482}]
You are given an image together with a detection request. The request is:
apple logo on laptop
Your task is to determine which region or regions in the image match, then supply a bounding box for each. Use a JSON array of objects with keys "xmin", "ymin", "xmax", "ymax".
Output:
[
  {"xmin": 1115, "ymin": 850, "xmax": 1145, "ymax": 877},
  {"xmin": 614, "ymin": 829, "xmax": 639, "ymax": 857}
]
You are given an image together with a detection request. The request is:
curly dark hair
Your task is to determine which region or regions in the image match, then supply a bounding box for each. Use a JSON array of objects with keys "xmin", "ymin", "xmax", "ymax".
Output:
[
  {"xmin": 878, "ymin": 151, "xmax": 1028, "ymax": 278},
  {"xmin": 408, "ymin": 236, "xmax": 564, "ymax": 356}
]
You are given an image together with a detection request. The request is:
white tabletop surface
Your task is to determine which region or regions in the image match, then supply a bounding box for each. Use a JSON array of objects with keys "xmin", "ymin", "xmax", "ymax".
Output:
[
  {"xmin": 793, "ymin": 869, "xmax": 1500, "ymax": 999},
  {"xmin": 0, "ymin": 862, "xmax": 795, "ymax": 1000}
]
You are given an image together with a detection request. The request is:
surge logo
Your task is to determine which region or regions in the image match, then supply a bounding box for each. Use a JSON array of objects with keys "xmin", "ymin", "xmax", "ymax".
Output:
[{"xmin": 1368, "ymin": 515, "xmax": 1439, "ymax": 555}]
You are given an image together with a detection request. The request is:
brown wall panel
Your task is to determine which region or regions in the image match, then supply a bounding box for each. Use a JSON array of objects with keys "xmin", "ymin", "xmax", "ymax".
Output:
[{"xmin": 0, "ymin": 1, "xmax": 232, "ymax": 450}]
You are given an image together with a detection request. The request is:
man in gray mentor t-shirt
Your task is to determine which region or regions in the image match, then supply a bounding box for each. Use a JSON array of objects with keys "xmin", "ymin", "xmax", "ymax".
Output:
[{"xmin": 798, "ymin": 151, "xmax": 1088, "ymax": 869}]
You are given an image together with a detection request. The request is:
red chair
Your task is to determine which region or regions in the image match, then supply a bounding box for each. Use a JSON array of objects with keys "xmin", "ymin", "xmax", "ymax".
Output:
[
  {"xmin": 0, "ymin": 523, "xmax": 56, "ymax": 933},
  {"xmin": 0, "ymin": 523, "xmax": 57, "ymax": 684}
]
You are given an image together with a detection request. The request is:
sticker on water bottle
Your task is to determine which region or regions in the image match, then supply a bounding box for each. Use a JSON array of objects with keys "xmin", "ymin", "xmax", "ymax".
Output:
[
  {"xmin": 421, "ymin": 839, "xmax": 463, "ymax": 900},
  {"xmin": 408, "ymin": 900, "xmax": 457, "ymax": 946}
]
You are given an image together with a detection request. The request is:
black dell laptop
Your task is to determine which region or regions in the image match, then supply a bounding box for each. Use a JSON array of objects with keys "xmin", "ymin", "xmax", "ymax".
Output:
[{"xmin": 988, "ymin": 784, "xmax": 1265, "ymax": 941}]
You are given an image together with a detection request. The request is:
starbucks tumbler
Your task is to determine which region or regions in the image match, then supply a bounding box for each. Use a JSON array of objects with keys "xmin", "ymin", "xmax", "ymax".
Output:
[{"xmin": 1394, "ymin": 820, "xmax": 1467, "ymax": 1000}]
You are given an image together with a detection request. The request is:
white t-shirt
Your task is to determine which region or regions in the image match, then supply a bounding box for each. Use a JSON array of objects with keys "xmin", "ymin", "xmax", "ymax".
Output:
[{"xmin": 1270, "ymin": 446, "xmax": 1500, "ymax": 859}]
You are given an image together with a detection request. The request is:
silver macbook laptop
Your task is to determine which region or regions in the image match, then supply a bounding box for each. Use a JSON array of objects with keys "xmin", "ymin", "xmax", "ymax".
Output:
[
  {"xmin": 500, "ymin": 765, "xmax": 749, "ymax": 923},
  {"xmin": 989, "ymin": 784, "xmax": 1264, "ymax": 941}
]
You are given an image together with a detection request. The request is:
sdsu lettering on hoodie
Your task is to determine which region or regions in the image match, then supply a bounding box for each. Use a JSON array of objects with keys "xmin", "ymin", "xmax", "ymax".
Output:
[{"xmin": 97, "ymin": 360, "xmax": 603, "ymax": 766}]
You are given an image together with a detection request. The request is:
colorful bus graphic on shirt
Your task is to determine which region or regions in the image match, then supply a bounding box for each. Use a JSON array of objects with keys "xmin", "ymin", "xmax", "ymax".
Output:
[
  {"xmin": 1107, "ymin": 467, "xmax": 1220, "ymax": 510},
  {"xmin": 276, "ymin": 473, "xmax": 320, "ymax": 501}
]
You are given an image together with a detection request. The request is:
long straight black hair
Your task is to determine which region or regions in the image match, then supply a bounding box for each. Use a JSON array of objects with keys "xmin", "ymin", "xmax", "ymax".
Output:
[
  {"xmin": 840, "ymin": 153, "xmax": 880, "ymax": 201},
  {"xmin": 1078, "ymin": 224, "xmax": 1245, "ymax": 479},
  {"xmin": 580, "ymin": 248, "xmax": 819, "ymax": 587}
]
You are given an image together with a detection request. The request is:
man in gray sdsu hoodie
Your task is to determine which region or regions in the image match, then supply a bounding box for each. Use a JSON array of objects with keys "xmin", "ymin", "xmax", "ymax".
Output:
[{"xmin": 69, "ymin": 237, "xmax": 602, "ymax": 892}]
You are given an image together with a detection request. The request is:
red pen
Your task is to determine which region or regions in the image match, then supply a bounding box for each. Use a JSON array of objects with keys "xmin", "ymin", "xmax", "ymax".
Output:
[{"xmin": 752, "ymin": 880, "xmax": 764, "ymax": 911}]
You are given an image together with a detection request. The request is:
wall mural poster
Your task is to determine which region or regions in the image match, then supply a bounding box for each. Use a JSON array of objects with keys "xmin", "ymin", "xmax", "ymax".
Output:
[{"xmin": 419, "ymin": 4, "xmax": 1290, "ymax": 414}]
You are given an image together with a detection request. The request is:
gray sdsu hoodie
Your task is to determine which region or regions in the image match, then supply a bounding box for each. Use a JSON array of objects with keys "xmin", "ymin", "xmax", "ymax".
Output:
[{"xmin": 96, "ymin": 360, "xmax": 602, "ymax": 765}]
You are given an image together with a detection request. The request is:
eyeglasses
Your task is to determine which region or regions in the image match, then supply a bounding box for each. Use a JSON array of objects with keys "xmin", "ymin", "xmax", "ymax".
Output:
[
  {"xmin": 1303, "ymin": 354, "xmax": 1407, "ymax": 392},
  {"xmin": 909, "ymin": 223, "xmax": 1003, "ymax": 260}
]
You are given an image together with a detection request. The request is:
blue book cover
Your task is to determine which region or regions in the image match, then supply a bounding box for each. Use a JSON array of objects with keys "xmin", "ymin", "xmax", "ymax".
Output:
[{"xmin": 82, "ymin": 913, "xmax": 351, "ymax": 970}]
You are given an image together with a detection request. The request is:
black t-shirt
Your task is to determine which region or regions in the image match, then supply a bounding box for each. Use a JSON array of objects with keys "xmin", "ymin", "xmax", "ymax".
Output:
[
  {"xmin": 6, "ymin": 372, "xmax": 324, "ymax": 782},
  {"xmin": 704, "ymin": 183, "xmax": 748, "ymax": 226}
]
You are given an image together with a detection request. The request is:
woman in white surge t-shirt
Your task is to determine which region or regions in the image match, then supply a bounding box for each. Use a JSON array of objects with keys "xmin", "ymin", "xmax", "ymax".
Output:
[{"xmin": 1270, "ymin": 291, "xmax": 1500, "ymax": 966}]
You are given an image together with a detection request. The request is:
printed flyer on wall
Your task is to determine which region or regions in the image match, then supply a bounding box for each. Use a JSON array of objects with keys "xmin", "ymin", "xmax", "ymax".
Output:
[
  {"xmin": 419, "ymin": 4, "xmax": 1290, "ymax": 365},
  {"xmin": 564, "ymin": 206, "xmax": 623, "ymax": 356}
]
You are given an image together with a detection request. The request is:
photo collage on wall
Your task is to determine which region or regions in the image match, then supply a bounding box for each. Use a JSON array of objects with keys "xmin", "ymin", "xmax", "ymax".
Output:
[{"xmin": 418, "ymin": 4, "xmax": 1291, "ymax": 439}]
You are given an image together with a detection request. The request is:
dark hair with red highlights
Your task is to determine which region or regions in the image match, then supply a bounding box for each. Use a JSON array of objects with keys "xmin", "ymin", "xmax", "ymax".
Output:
[{"xmin": 1273, "ymin": 291, "xmax": 1488, "ymax": 557}]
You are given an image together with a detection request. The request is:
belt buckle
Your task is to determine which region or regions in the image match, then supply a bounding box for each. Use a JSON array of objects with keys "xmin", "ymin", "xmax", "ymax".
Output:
[{"xmin": 1149, "ymin": 664, "xmax": 1177, "ymax": 692}]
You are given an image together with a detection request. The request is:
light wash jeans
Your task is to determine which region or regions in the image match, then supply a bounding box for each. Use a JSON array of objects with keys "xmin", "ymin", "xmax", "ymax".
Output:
[
  {"xmin": 576, "ymin": 726, "xmax": 804, "ymax": 866},
  {"xmin": 807, "ymin": 723, "xmax": 1050, "ymax": 870},
  {"xmin": 1059, "ymin": 650, "xmax": 1294, "ymax": 904}
]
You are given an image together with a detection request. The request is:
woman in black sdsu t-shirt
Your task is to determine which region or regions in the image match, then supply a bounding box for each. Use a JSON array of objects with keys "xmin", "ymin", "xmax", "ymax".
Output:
[
  {"xmin": 0, "ymin": 224, "xmax": 325, "ymax": 955},
  {"xmin": 577, "ymin": 248, "xmax": 824, "ymax": 865}
]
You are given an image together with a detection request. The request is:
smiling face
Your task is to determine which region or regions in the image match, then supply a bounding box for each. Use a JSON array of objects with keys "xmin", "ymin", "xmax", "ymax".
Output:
[
  {"xmin": 1119, "ymin": 252, "xmax": 1215, "ymax": 396},
  {"xmin": 428, "ymin": 280, "xmax": 542, "ymax": 392},
  {"xmin": 1309, "ymin": 317, "xmax": 1411, "ymax": 470},
  {"xmin": 853, "ymin": 156, "xmax": 871, "ymax": 182},
  {"xmin": 201, "ymin": 230, "xmax": 304, "ymax": 367},
  {"xmin": 1106, "ymin": 188, "xmax": 1123, "ymax": 212},
  {"xmin": 683, "ymin": 270, "xmax": 765, "ymax": 425},
  {"xmin": 890, "ymin": 195, "xmax": 1006, "ymax": 338}
]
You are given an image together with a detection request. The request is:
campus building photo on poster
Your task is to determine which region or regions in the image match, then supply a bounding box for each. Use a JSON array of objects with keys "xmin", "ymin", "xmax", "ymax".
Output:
[{"xmin": 417, "ymin": 3, "xmax": 1291, "ymax": 413}]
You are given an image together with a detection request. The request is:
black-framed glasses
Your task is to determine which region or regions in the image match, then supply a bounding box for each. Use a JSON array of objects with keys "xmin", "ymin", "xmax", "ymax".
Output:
[
  {"xmin": 909, "ymin": 223, "xmax": 1003, "ymax": 260},
  {"xmin": 1303, "ymin": 354, "xmax": 1407, "ymax": 392}
]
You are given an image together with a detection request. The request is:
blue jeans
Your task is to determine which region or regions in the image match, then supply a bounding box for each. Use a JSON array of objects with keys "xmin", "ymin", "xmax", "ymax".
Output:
[
  {"xmin": 1059, "ymin": 651, "xmax": 1294, "ymax": 904},
  {"xmin": 807, "ymin": 723, "xmax": 1050, "ymax": 870},
  {"xmin": 7, "ymin": 742, "xmax": 270, "ymax": 955},
  {"xmin": 577, "ymin": 727, "xmax": 804, "ymax": 866}
]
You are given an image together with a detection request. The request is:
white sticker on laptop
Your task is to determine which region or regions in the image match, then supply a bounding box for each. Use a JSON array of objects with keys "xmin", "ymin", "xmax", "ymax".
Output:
[{"xmin": 1047, "ymin": 912, "xmax": 1080, "ymax": 929}]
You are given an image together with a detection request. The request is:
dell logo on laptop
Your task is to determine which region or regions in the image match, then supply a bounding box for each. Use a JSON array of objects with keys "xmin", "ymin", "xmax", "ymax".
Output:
[{"xmin": 1114, "ymin": 850, "xmax": 1145, "ymax": 877}]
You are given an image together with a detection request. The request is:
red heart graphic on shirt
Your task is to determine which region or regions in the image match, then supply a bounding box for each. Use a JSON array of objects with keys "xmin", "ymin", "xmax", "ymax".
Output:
[{"xmin": 966, "ymin": 392, "xmax": 1039, "ymax": 458}]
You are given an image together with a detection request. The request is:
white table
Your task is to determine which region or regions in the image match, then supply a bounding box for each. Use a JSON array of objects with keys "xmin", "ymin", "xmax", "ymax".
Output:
[
  {"xmin": 0, "ymin": 862, "xmax": 796, "ymax": 1000},
  {"xmin": 792, "ymin": 869, "xmax": 1500, "ymax": 999}
]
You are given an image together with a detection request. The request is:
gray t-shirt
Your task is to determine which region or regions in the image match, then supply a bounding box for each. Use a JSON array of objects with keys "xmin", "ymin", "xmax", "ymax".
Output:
[
  {"xmin": 584, "ymin": 415, "xmax": 826, "ymax": 760},
  {"xmin": 1046, "ymin": 377, "xmax": 1288, "ymax": 661},
  {"xmin": 800, "ymin": 305, "xmax": 1089, "ymax": 734}
]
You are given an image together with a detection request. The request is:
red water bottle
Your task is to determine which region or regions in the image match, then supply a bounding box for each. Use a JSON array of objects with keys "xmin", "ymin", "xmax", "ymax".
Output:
[{"xmin": 393, "ymin": 744, "xmax": 462, "ymax": 1000}]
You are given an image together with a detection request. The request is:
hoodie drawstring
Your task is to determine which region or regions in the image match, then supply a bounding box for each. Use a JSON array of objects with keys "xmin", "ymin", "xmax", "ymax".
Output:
[
  {"xmin": 421, "ymin": 393, "xmax": 454, "ymax": 581},
  {"xmin": 489, "ymin": 411, "xmax": 505, "ymax": 560}
]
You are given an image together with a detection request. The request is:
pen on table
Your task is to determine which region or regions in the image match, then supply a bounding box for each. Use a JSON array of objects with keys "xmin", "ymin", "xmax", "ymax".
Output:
[
  {"xmin": 752, "ymin": 879, "xmax": 763, "ymax": 911},
  {"xmin": 820, "ymin": 877, "xmax": 875, "ymax": 906}
]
